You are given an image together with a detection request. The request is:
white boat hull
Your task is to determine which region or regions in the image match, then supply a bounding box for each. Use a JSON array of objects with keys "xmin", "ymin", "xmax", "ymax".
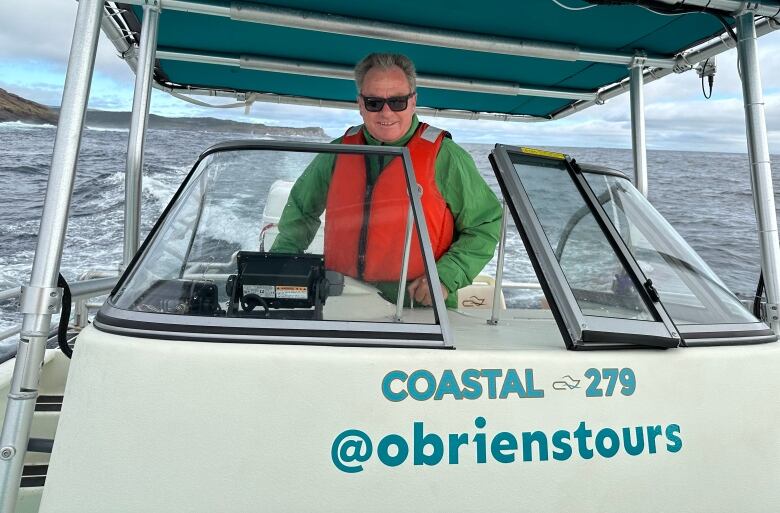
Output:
[{"xmin": 37, "ymin": 322, "xmax": 780, "ymax": 512}]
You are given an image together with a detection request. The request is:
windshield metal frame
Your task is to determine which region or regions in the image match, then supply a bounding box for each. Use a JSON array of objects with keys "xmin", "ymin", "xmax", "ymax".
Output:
[
  {"xmin": 98, "ymin": 140, "xmax": 452, "ymax": 348},
  {"xmin": 577, "ymin": 166, "xmax": 775, "ymax": 346},
  {"xmin": 490, "ymin": 144, "xmax": 681, "ymax": 350}
]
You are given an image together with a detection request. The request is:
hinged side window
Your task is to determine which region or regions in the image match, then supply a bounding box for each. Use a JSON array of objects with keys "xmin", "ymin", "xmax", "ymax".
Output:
[{"xmin": 490, "ymin": 146, "xmax": 680, "ymax": 349}]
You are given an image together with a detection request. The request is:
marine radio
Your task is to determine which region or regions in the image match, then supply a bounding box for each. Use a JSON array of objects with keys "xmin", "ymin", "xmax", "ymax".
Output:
[{"xmin": 226, "ymin": 251, "xmax": 343, "ymax": 320}]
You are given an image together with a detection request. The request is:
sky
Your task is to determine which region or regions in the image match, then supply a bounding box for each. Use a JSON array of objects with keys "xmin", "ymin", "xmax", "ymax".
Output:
[{"xmin": 1, "ymin": 1, "xmax": 780, "ymax": 152}]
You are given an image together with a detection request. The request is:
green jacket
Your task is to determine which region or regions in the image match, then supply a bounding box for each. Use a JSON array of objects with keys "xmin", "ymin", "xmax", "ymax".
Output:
[{"xmin": 271, "ymin": 115, "xmax": 502, "ymax": 308}]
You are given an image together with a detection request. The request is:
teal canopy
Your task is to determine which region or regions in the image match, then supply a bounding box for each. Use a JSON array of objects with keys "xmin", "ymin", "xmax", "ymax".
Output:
[{"xmin": 115, "ymin": 0, "xmax": 745, "ymax": 119}]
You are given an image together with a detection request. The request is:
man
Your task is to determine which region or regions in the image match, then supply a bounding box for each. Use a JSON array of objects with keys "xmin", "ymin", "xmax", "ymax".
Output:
[{"xmin": 272, "ymin": 53, "xmax": 501, "ymax": 308}]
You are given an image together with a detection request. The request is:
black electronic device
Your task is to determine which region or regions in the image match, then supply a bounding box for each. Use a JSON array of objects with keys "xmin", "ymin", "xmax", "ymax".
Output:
[
  {"xmin": 132, "ymin": 279, "xmax": 221, "ymax": 316},
  {"xmin": 226, "ymin": 251, "xmax": 342, "ymax": 320}
]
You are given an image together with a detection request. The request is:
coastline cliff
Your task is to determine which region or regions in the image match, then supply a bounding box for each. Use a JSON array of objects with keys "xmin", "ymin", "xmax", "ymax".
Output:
[
  {"xmin": 0, "ymin": 88, "xmax": 327, "ymax": 137},
  {"xmin": 0, "ymin": 88, "xmax": 58, "ymax": 125}
]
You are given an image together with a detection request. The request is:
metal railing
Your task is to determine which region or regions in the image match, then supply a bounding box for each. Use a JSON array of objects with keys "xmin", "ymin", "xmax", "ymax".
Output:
[{"xmin": 0, "ymin": 274, "xmax": 118, "ymax": 345}]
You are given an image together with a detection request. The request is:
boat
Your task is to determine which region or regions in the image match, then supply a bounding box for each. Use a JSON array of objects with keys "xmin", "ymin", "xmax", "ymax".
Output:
[{"xmin": 2, "ymin": 1, "xmax": 780, "ymax": 511}]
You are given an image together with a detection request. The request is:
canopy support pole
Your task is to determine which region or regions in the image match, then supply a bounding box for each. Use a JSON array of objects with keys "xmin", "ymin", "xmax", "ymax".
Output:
[
  {"xmin": 0, "ymin": 0, "xmax": 104, "ymax": 509},
  {"xmin": 736, "ymin": 12, "xmax": 780, "ymax": 332},
  {"xmin": 123, "ymin": 5, "xmax": 160, "ymax": 267},
  {"xmin": 630, "ymin": 60, "xmax": 648, "ymax": 197}
]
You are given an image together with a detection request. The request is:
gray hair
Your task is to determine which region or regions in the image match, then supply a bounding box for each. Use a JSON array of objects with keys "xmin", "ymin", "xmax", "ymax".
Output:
[{"xmin": 354, "ymin": 53, "xmax": 416, "ymax": 93}]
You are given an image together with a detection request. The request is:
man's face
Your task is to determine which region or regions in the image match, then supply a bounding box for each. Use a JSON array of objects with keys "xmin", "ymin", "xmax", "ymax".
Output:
[{"xmin": 358, "ymin": 65, "xmax": 416, "ymax": 143}]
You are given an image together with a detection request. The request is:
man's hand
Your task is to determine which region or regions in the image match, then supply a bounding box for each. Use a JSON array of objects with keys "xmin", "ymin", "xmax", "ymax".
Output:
[{"xmin": 407, "ymin": 276, "xmax": 448, "ymax": 306}]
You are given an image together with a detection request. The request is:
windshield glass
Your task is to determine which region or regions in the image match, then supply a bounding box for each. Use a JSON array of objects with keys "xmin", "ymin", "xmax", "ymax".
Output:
[
  {"xmin": 511, "ymin": 156, "xmax": 655, "ymax": 321},
  {"xmin": 579, "ymin": 171, "xmax": 756, "ymax": 325},
  {"xmin": 111, "ymin": 147, "xmax": 436, "ymax": 325}
]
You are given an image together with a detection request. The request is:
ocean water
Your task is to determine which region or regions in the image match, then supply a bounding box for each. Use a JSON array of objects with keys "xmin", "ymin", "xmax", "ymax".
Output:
[{"xmin": 0, "ymin": 121, "xmax": 777, "ymax": 345}]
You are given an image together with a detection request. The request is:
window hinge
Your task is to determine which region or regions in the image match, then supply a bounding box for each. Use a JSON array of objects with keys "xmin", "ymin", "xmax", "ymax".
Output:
[{"xmin": 644, "ymin": 279, "xmax": 660, "ymax": 303}]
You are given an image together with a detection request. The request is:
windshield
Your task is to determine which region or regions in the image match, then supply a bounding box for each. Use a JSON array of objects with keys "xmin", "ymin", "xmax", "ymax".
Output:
[
  {"xmin": 512, "ymin": 158, "xmax": 655, "ymax": 321},
  {"xmin": 110, "ymin": 145, "xmax": 439, "ymax": 326},
  {"xmin": 572, "ymin": 171, "xmax": 757, "ymax": 325}
]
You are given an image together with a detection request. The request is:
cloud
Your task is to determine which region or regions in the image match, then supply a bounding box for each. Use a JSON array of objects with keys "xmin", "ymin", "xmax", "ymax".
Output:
[
  {"xmin": 0, "ymin": 1, "xmax": 131, "ymax": 82},
  {"xmin": 2, "ymin": 2, "xmax": 780, "ymax": 152}
]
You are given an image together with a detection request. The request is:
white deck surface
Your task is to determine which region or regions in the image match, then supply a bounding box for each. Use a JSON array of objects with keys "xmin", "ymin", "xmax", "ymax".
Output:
[{"xmin": 447, "ymin": 308, "xmax": 564, "ymax": 351}]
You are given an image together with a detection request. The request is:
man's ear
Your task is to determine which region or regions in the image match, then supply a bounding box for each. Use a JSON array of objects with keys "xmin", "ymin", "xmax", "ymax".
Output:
[{"xmin": 357, "ymin": 95, "xmax": 366, "ymax": 117}]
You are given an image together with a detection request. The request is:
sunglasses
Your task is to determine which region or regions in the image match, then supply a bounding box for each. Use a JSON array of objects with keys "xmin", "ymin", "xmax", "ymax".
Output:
[{"xmin": 360, "ymin": 92, "xmax": 416, "ymax": 112}]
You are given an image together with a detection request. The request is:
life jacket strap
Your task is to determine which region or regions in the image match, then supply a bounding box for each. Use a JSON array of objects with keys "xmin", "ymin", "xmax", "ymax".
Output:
[{"xmin": 420, "ymin": 125, "xmax": 446, "ymax": 143}]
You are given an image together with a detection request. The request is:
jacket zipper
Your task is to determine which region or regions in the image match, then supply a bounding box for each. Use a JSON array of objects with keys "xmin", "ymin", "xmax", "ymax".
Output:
[{"xmin": 357, "ymin": 155, "xmax": 375, "ymax": 280}]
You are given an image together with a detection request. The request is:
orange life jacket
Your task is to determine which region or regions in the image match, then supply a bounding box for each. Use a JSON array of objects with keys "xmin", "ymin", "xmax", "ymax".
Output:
[{"xmin": 323, "ymin": 123, "xmax": 455, "ymax": 282}]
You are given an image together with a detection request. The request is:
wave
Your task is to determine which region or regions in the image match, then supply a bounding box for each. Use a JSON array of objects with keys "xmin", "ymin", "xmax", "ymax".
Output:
[
  {"xmin": 0, "ymin": 121, "xmax": 132, "ymax": 133},
  {"xmin": 85, "ymin": 125, "xmax": 129, "ymax": 133},
  {"xmin": 141, "ymin": 173, "xmax": 180, "ymax": 204},
  {"xmin": 0, "ymin": 121, "xmax": 55, "ymax": 129}
]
